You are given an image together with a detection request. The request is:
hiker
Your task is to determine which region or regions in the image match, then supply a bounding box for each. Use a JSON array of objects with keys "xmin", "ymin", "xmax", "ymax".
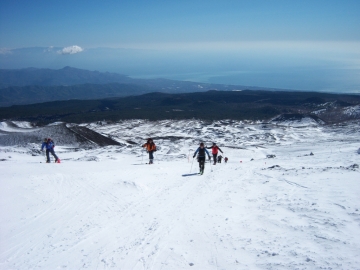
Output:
[
  {"xmin": 217, "ymin": 155, "xmax": 223, "ymax": 163},
  {"xmin": 224, "ymin": 157, "xmax": 228, "ymax": 163},
  {"xmin": 193, "ymin": 142, "xmax": 211, "ymax": 174},
  {"xmin": 41, "ymin": 138, "xmax": 60, "ymax": 163},
  {"xmin": 207, "ymin": 142, "xmax": 223, "ymax": 165},
  {"xmin": 142, "ymin": 138, "xmax": 156, "ymax": 164}
]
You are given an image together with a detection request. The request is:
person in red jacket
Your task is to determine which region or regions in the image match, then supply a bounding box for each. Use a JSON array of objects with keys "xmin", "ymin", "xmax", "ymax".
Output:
[
  {"xmin": 142, "ymin": 138, "xmax": 156, "ymax": 164},
  {"xmin": 207, "ymin": 142, "xmax": 223, "ymax": 165}
]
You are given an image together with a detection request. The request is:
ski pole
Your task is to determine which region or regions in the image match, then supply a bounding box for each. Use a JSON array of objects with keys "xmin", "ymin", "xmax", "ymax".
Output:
[
  {"xmin": 209, "ymin": 156, "xmax": 213, "ymax": 172},
  {"xmin": 190, "ymin": 157, "xmax": 195, "ymax": 173}
]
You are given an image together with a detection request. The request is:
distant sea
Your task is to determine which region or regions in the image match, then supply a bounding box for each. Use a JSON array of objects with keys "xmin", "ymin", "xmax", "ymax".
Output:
[{"xmin": 131, "ymin": 68, "xmax": 360, "ymax": 94}]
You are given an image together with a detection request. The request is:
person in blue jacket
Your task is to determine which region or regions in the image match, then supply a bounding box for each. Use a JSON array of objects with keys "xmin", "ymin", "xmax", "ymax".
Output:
[
  {"xmin": 41, "ymin": 138, "xmax": 60, "ymax": 163},
  {"xmin": 193, "ymin": 142, "xmax": 211, "ymax": 174}
]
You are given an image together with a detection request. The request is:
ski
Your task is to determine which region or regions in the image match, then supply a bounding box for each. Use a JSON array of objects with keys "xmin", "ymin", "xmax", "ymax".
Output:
[{"xmin": 182, "ymin": 173, "xmax": 199, "ymax": 177}]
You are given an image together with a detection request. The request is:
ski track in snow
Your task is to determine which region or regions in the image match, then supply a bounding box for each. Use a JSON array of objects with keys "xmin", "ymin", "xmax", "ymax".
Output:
[{"xmin": 1, "ymin": 120, "xmax": 360, "ymax": 269}]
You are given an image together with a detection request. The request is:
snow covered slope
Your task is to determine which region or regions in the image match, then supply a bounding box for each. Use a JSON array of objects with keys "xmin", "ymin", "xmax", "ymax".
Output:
[
  {"xmin": 343, "ymin": 105, "xmax": 360, "ymax": 117},
  {"xmin": 270, "ymin": 114, "xmax": 325, "ymax": 127},
  {"xmin": 0, "ymin": 121, "xmax": 120, "ymax": 148},
  {"xmin": 1, "ymin": 120, "xmax": 359, "ymax": 269}
]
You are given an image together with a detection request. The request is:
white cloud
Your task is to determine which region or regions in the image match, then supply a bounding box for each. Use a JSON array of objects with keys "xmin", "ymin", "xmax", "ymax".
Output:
[{"xmin": 57, "ymin": 45, "xmax": 84, "ymax": 55}]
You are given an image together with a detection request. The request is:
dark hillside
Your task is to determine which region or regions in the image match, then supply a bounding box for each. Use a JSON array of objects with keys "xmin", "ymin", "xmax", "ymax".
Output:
[{"xmin": 0, "ymin": 90, "xmax": 359, "ymax": 124}]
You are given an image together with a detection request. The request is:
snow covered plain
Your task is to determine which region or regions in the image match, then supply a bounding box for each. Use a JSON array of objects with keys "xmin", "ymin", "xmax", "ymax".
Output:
[{"xmin": 1, "ymin": 119, "xmax": 359, "ymax": 269}]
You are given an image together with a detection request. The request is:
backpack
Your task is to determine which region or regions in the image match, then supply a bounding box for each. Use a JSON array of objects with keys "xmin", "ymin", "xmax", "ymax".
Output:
[
  {"xmin": 47, "ymin": 138, "xmax": 55, "ymax": 148},
  {"xmin": 198, "ymin": 147, "xmax": 205, "ymax": 156}
]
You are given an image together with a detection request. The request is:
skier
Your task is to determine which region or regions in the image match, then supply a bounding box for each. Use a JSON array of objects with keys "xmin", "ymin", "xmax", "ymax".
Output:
[
  {"xmin": 207, "ymin": 142, "xmax": 223, "ymax": 165},
  {"xmin": 193, "ymin": 142, "xmax": 211, "ymax": 175},
  {"xmin": 217, "ymin": 155, "xmax": 223, "ymax": 163},
  {"xmin": 142, "ymin": 138, "xmax": 156, "ymax": 164},
  {"xmin": 41, "ymin": 138, "xmax": 60, "ymax": 163}
]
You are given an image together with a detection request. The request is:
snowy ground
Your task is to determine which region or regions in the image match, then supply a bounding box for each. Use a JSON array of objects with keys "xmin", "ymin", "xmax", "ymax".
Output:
[{"xmin": 1, "ymin": 120, "xmax": 360, "ymax": 269}]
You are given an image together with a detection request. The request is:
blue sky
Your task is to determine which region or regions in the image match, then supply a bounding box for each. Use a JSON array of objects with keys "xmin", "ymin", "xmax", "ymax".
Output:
[
  {"xmin": 1, "ymin": 0, "xmax": 359, "ymax": 47},
  {"xmin": 0, "ymin": 0, "xmax": 360, "ymax": 92}
]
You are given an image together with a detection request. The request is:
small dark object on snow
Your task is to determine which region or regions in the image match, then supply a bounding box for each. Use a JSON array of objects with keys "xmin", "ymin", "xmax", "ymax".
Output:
[
  {"xmin": 268, "ymin": 165, "xmax": 280, "ymax": 169},
  {"xmin": 251, "ymin": 158, "xmax": 254, "ymax": 161},
  {"xmin": 348, "ymin": 164, "xmax": 359, "ymax": 169},
  {"xmin": 266, "ymin": 154, "xmax": 276, "ymax": 158},
  {"xmin": 189, "ymin": 263, "xmax": 194, "ymax": 266},
  {"xmin": 224, "ymin": 157, "xmax": 228, "ymax": 163},
  {"xmin": 310, "ymin": 152, "xmax": 314, "ymax": 156}
]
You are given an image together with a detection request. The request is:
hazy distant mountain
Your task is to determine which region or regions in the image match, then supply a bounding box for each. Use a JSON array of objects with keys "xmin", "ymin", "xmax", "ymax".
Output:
[
  {"xmin": 1, "ymin": 47, "xmax": 359, "ymax": 93},
  {"xmin": 0, "ymin": 66, "xmax": 260, "ymax": 90},
  {"xmin": 0, "ymin": 83, "xmax": 154, "ymax": 107},
  {"xmin": 0, "ymin": 67, "xmax": 277, "ymax": 106},
  {"xmin": 0, "ymin": 66, "xmax": 130, "ymax": 88}
]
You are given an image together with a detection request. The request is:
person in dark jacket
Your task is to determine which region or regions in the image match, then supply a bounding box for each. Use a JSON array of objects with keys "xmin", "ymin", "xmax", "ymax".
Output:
[
  {"xmin": 193, "ymin": 142, "xmax": 211, "ymax": 174},
  {"xmin": 207, "ymin": 142, "xmax": 223, "ymax": 165},
  {"xmin": 41, "ymin": 138, "xmax": 60, "ymax": 163},
  {"xmin": 142, "ymin": 138, "xmax": 157, "ymax": 164}
]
